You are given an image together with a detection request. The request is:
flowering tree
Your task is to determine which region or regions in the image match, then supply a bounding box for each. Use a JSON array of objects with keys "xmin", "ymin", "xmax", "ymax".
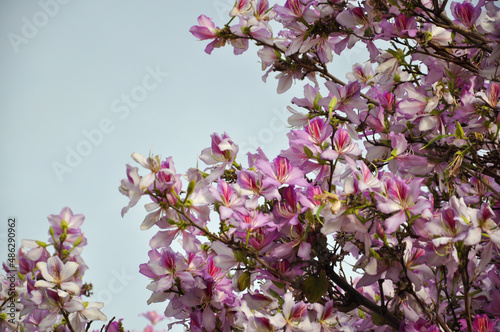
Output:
[{"xmin": 119, "ymin": 0, "xmax": 500, "ymax": 331}]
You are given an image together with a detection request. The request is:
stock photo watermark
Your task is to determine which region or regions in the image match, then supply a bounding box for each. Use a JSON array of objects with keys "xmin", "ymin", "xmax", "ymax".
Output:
[
  {"xmin": 213, "ymin": 0, "xmax": 234, "ymax": 21},
  {"xmin": 238, "ymin": 107, "xmax": 291, "ymax": 153},
  {"xmin": 92, "ymin": 268, "xmax": 136, "ymax": 305},
  {"xmin": 51, "ymin": 64, "xmax": 169, "ymax": 182},
  {"xmin": 4, "ymin": 217, "xmax": 17, "ymax": 324},
  {"xmin": 0, "ymin": 217, "xmax": 18, "ymax": 324},
  {"xmin": 7, "ymin": 0, "xmax": 72, "ymax": 54}
]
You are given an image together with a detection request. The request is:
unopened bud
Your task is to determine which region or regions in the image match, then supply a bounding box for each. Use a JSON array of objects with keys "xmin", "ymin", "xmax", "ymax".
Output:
[
  {"xmin": 36, "ymin": 241, "xmax": 47, "ymax": 247},
  {"xmin": 61, "ymin": 219, "xmax": 69, "ymax": 231},
  {"xmin": 328, "ymin": 96, "xmax": 338, "ymax": 113},
  {"xmin": 186, "ymin": 180, "xmax": 196, "ymax": 197},
  {"xmin": 73, "ymin": 236, "xmax": 82, "ymax": 248}
]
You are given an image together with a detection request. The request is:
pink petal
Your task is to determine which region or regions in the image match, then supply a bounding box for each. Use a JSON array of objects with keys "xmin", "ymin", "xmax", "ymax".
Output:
[
  {"xmin": 385, "ymin": 210, "xmax": 406, "ymax": 233},
  {"xmin": 60, "ymin": 262, "xmax": 79, "ymax": 281}
]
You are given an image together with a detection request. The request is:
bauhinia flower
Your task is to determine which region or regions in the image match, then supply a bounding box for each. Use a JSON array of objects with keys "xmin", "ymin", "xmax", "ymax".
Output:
[
  {"xmin": 377, "ymin": 176, "xmax": 431, "ymax": 233},
  {"xmin": 199, "ymin": 132, "xmax": 239, "ymax": 182},
  {"xmin": 321, "ymin": 127, "xmax": 362, "ymax": 161},
  {"xmin": 47, "ymin": 207, "xmax": 85, "ymax": 244},
  {"xmin": 35, "ymin": 256, "xmax": 80, "ymax": 294},
  {"xmin": 256, "ymin": 155, "xmax": 309, "ymax": 189},
  {"xmin": 69, "ymin": 299, "xmax": 107, "ymax": 332}
]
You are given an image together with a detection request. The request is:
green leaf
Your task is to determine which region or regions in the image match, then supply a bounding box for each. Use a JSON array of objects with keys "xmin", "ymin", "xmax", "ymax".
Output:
[
  {"xmin": 237, "ymin": 271, "xmax": 251, "ymax": 291},
  {"xmin": 305, "ymin": 209, "xmax": 315, "ymax": 225},
  {"xmin": 166, "ymin": 219, "xmax": 178, "ymax": 226},
  {"xmin": 419, "ymin": 134, "xmax": 454, "ymax": 150},
  {"xmin": 358, "ymin": 309, "xmax": 366, "ymax": 319},
  {"xmin": 269, "ymin": 289, "xmax": 285, "ymax": 306},
  {"xmin": 303, "ymin": 145, "xmax": 313, "ymax": 158},
  {"xmin": 304, "ymin": 270, "xmax": 328, "ymax": 303},
  {"xmin": 316, "ymin": 203, "xmax": 326, "ymax": 222},
  {"xmin": 233, "ymin": 250, "xmax": 247, "ymax": 263},
  {"xmin": 386, "ymin": 49, "xmax": 399, "ymax": 58},
  {"xmin": 455, "ymin": 122, "xmax": 465, "ymax": 139},
  {"xmin": 272, "ymin": 280, "xmax": 287, "ymax": 289}
]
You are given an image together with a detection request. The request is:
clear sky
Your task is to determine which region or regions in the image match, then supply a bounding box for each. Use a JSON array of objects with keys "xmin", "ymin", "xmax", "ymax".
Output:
[{"xmin": 0, "ymin": 1, "xmax": 362, "ymax": 330}]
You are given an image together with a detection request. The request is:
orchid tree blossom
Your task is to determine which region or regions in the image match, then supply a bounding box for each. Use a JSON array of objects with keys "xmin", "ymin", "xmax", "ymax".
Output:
[
  {"xmin": 35, "ymin": 256, "xmax": 80, "ymax": 294},
  {"xmin": 124, "ymin": 1, "xmax": 500, "ymax": 330}
]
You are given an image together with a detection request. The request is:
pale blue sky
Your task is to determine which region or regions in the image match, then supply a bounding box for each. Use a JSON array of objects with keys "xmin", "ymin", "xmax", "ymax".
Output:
[{"xmin": 0, "ymin": 1, "xmax": 361, "ymax": 330}]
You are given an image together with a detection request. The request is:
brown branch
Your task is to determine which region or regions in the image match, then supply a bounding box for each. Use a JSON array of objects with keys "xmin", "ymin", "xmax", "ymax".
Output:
[
  {"xmin": 61, "ymin": 309, "xmax": 76, "ymax": 332},
  {"xmin": 461, "ymin": 269, "xmax": 473, "ymax": 332},
  {"xmin": 326, "ymin": 268, "xmax": 402, "ymax": 330}
]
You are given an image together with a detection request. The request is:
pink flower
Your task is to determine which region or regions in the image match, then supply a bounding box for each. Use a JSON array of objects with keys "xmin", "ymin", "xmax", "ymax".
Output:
[
  {"xmin": 321, "ymin": 81, "xmax": 366, "ymax": 124},
  {"xmin": 209, "ymin": 180, "xmax": 246, "ymax": 219},
  {"xmin": 376, "ymin": 52, "xmax": 400, "ymax": 85},
  {"xmin": 190, "ymin": 15, "xmax": 231, "ymax": 54},
  {"xmin": 199, "ymin": 132, "xmax": 239, "ymax": 182},
  {"xmin": 233, "ymin": 210, "xmax": 273, "ymax": 232},
  {"xmin": 346, "ymin": 63, "xmax": 375, "ymax": 86},
  {"xmin": 69, "ymin": 299, "xmax": 107, "ymax": 330},
  {"xmin": 426, "ymin": 24, "xmax": 452, "ymax": 45},
  {"xmin": 47, "ymin": 207, "xmax": 85, "ymax": 245},
  {"xmin": 36, "ymin": 288, "xmax": 84, "ymax": 313},
  {"xmin": 252, "ymin": 0, "xmax": 275, "ymax": 21},
  {"xmin": 146, "ymin": 248, "xmax": 194, "ymax": 293},
  {"xmin": 344, "ymin": 160, "xmax": 382, "ymax": 194},
  {"xmin": 321, "ymin": 127, "xmax": 362, "ymax": 161},
  {"xmin": 303, "ymin": 117, "xmax": 333, "ymax": 146},
  {"xmin": 119, "ymin": 163, "xmax": 155, "ymax": 217},
  {"xmin": 35, "ymin": 256, "xmax": 80, "ymax": 294},
  {"xmin": 377, "ymin": 176, "xmax": 431, "ymax": 233},
  {"xmin": 230, "ymin": 0, "xmax": 252, "ymax": 17},
  {"xmin": 149, "ymin": 225, "xmax": 201, "ymax": 253},
  {"xmin": 20, "ymin": 239, "xmax": 50, "ymax": 266},
  {"xmin": 478, "ymin": 81, "xmax": 500, "ymax": 108},
  {"xmin": 274, "ymin": 185, "xmax": 302, "ymax": 226},
  {"xmin": 397, "ymin": 84, "xmax": 433, "ymax": 117},
  {"xmin": 273, "ymin": 0, "xmax": 318, "ymax": 22},
  {"xmin": 200, "ymin": 132, "xmax": 239, "ymax": 165},
  {"xmin": 311, "ymin": 301, "xmax": 338, "ymax": 332},
  {"xmin": 190, "ymin": 15, "xmax": 218, "ymax": 40},
  {"xmin": 140, "ymin": 311, "xmax": 165, "ymax": 325},
  {"xmin": 256, "ymin": 156, "xmax": 309, "ymax": 188},
  {"xmin": 276, "ymin": 292, "xmax": 312, "ymax": 331},
  {"xmin": 393, "ymin": 14, "xmax": 418, "ymax": 37},
  {"xmin": 237, "ymin": 169, "xmax": 280, "ymax": 201},
  {"xmin": 451, "ymin": 1, "xmax": 482, "ymax": 29},
  {"xmin": 460, "ymin": 313, "xmax": 494, "ymax": 332},
  {"xmin": 291, "ymin": 84, "xmax": 321, "ymax": 111}
]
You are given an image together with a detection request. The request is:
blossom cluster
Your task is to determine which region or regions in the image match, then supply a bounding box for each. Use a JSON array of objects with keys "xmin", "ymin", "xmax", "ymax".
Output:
[
  {"xmin": 0, "ymin": 209, "xmax": 168, "ymax": 332},
  {"xmin": 0, "ymin": 208, "xmax": 107, "ymax": 331},
  {"xmin": 120, "ymin": 0, "xmax": 500, "ymax": 331}
]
